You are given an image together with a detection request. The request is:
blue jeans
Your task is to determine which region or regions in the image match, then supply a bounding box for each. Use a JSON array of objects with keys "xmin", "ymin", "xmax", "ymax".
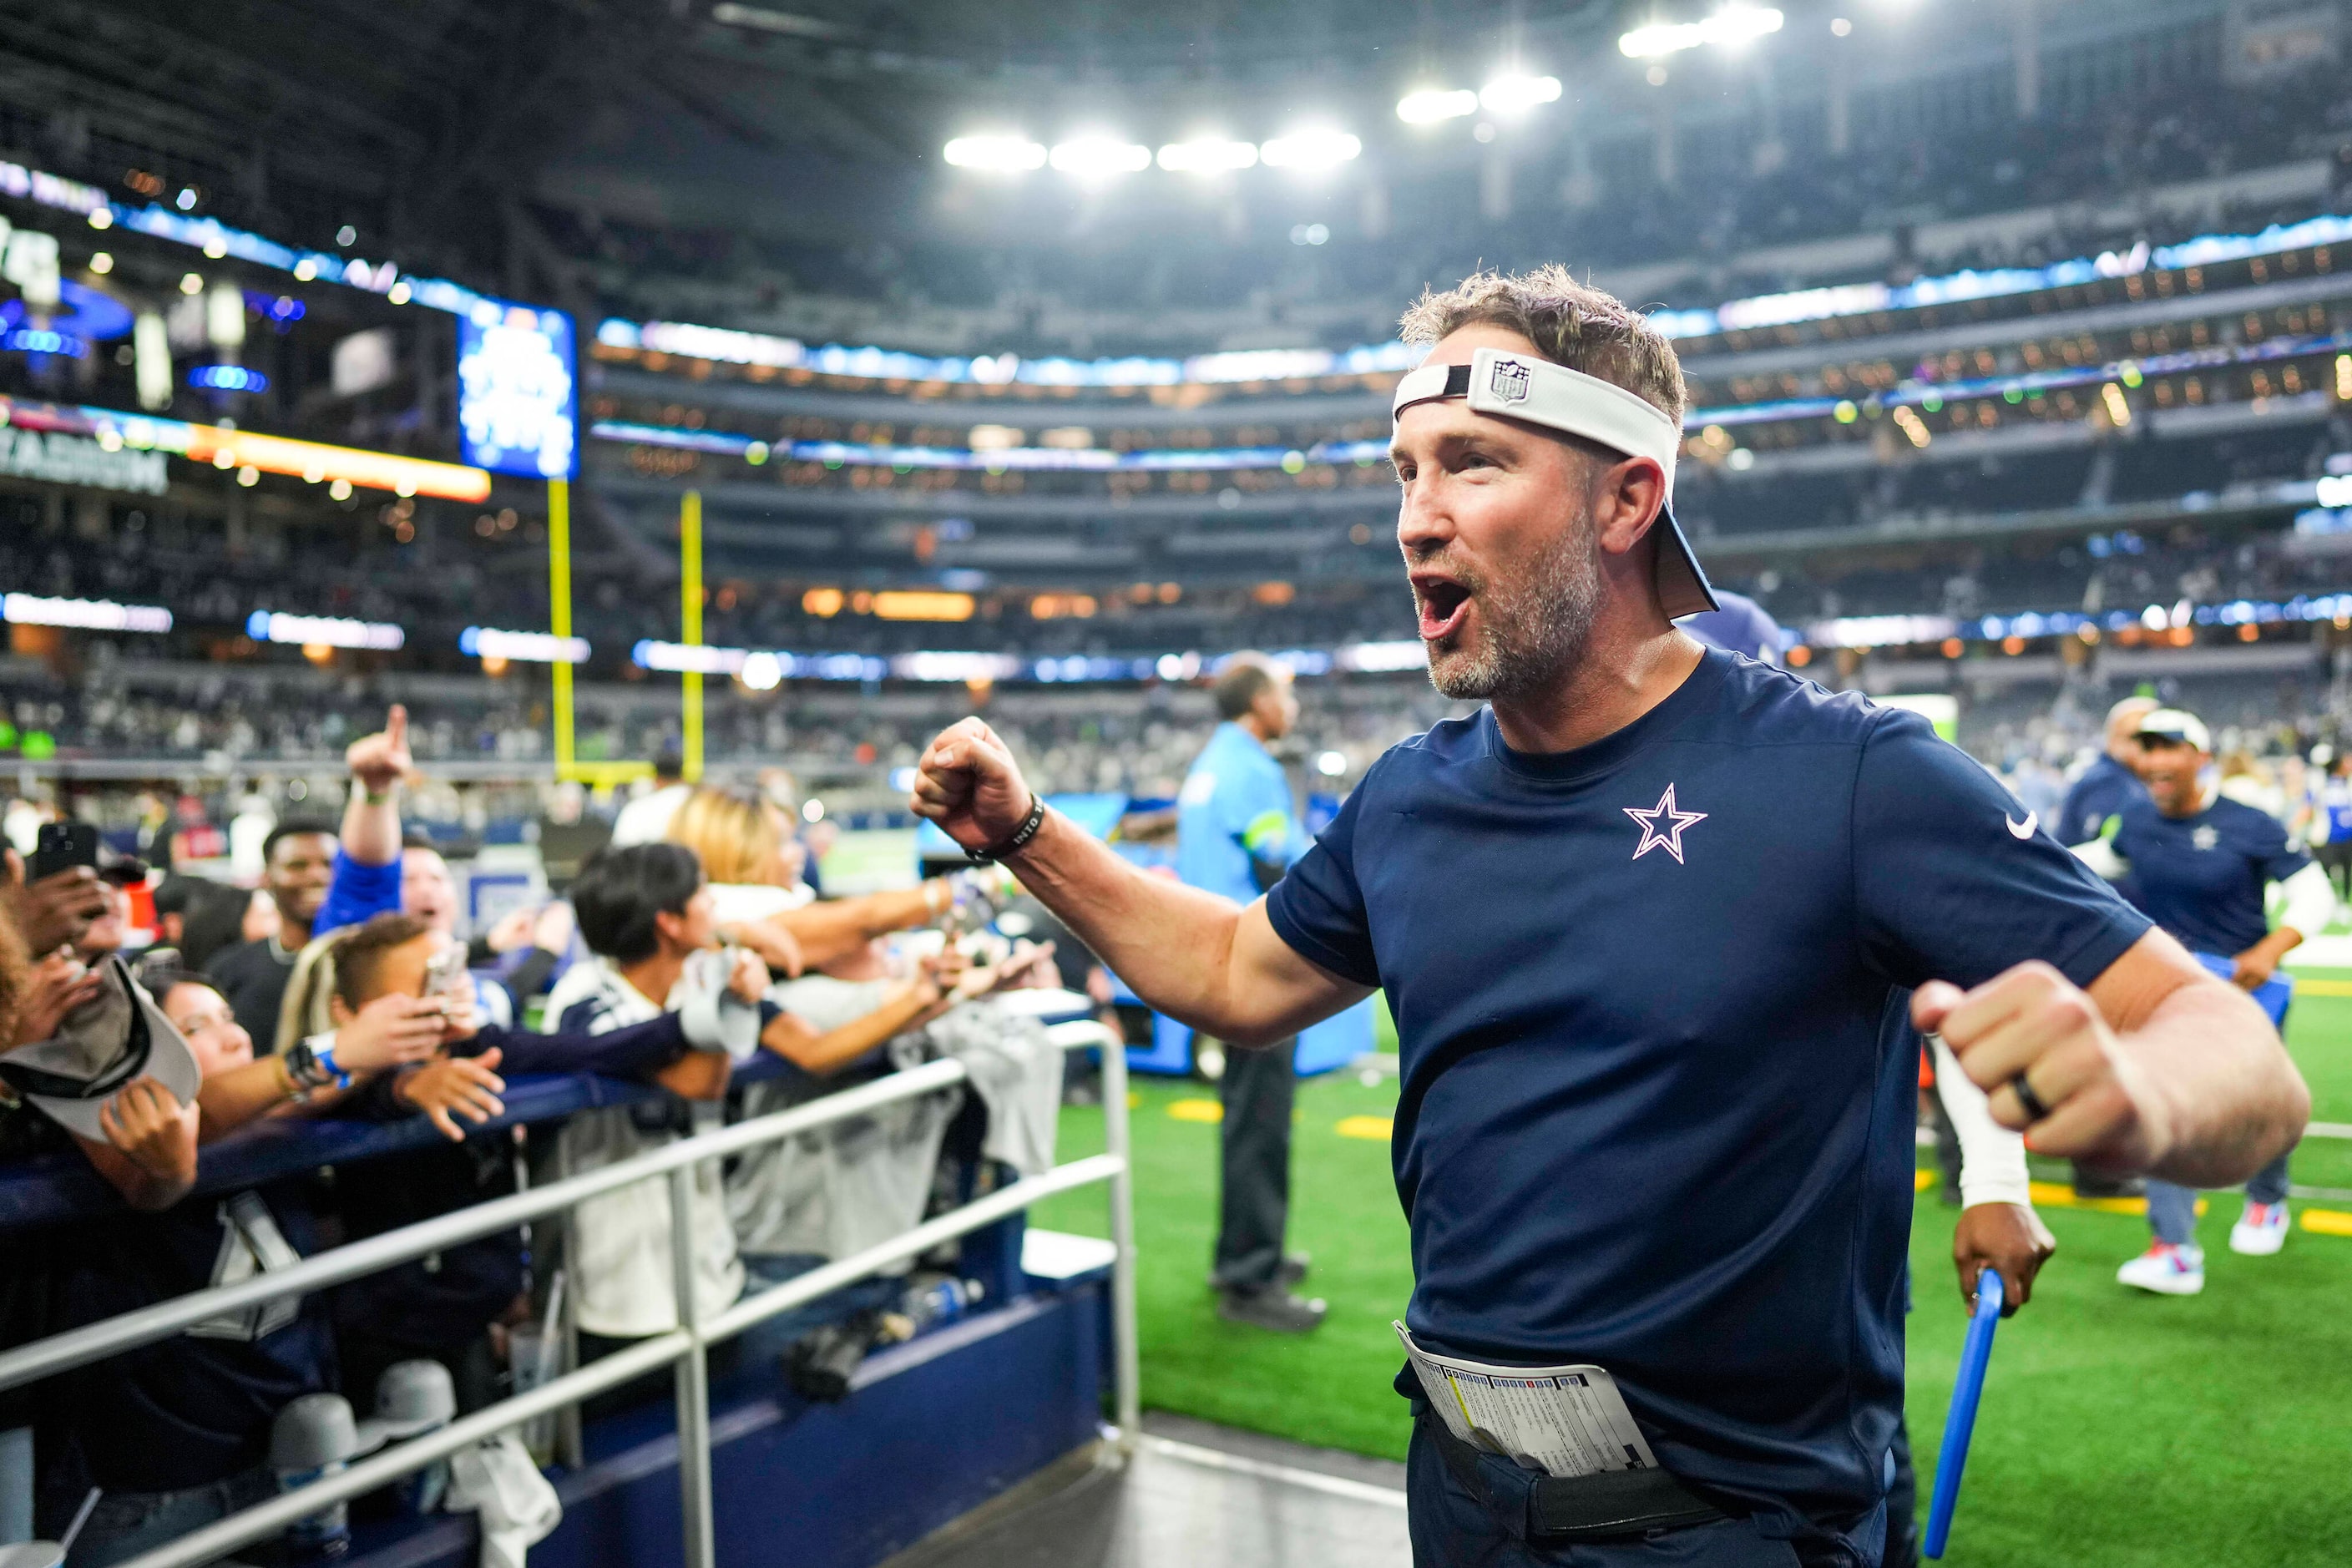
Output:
[
  {"xmin": 65, "ymin": 1468, "xmax": 274, "ymax": 1568},
  {"xmin": 1406, "ymin": 1414, "xmax": 1884, "ymax": 1567},
  {"xmin": 2147, "ymin": 1150, "xmax": 2294, "ymax": 1246}
]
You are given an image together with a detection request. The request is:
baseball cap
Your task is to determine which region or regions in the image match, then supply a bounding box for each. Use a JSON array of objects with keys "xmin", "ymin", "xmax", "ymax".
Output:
[
  {"xmin": 366, "ymin": 1358, "xmax": 456, "ymax": 1440},
  {"xmin": 1392, "ymin": 346, "xmax": 1718, "ymax": 620},
  {"xmin": 2136, "ymin": 708, "xmax": 2213, "ymax": 753},
  {"xmin": 0, "ymin": 956, "xmax": 200, "ymax": 1141}
]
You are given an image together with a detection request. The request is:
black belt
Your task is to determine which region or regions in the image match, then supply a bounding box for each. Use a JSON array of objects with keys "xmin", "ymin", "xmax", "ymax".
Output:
[{"xmin": 1421, "ymin": 1407, "xmax": 1725, "ymax": 1542}]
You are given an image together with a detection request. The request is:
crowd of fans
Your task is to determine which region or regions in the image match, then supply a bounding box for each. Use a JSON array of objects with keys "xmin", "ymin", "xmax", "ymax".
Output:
[
  {"xmin": 15, "ymin": 499, "xmax": 2352, "ymax": 786},
  {"xmin": 0, "ymin": 706, "xmax": 1095, "ymax": 1566}
]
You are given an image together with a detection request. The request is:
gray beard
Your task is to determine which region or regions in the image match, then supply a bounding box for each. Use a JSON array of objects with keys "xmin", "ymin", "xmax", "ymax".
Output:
[{"xmin": 1424, "ymin": 529, "xmax": 1603, "ymax": 705}]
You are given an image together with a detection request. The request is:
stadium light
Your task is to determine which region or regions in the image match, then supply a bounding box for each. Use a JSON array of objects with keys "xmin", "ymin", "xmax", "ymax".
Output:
[
  {"xmin": 1396, "ymin": 89, "xmax": 1479, "ymax": 124},
  {"xmin": 247, "ymin": 610, "xmax": 404, "ymax": 650},
  {"xmin": 738, "ymin": 650, "xmax": 783, "ymax": 691},
  {"xmin": 943, "ymin": 136, "xmax": 1047, "ymax": 172},
  {"xmin": 1157, "ymin": 138, "xmax": 1259, "ymax": 173},
  {"xmin": 1049, "ymin": 138, "xmax": 1151, "ymax": 176},
  {"xmin": 1259, "ymin": 129, "xmax": 1363, "ymax": 169},
  {"xmin": 4, "ymin": 594, "xmax": 171, "ymax": 633},
  {"xmin": 871, "ymin": 591, "xmax": 976, "ymax": 622},
  {"xmin": 1619, "ymin": 6, "xmax": 1784, "ymax": 58},
  {"xmin": 460, "ymin": 627, "xmax": 590, "ymax": 665},
  {"xmin": 1479, "ymin": 74, "xmax": 1562, "ymax": 113}
]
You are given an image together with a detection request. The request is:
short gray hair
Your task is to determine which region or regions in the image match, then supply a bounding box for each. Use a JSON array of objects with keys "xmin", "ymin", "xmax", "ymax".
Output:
[{"xmin": 1399, "ymin": 266, "xmax": 1687, "ymax": 426}]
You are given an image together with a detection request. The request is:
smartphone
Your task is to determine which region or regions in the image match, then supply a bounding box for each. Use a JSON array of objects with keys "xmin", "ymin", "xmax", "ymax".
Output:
[
  {"xmin": 422, "ymin": 945, "xmax": 469, "ymax": 1002},
  {"xmin": 28, "ymin": 822, "xmax": 99, "ymax": 883}
]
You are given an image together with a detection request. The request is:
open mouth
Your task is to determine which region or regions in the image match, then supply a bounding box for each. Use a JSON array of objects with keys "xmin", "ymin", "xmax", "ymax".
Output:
[{"xmin": 1414, "ymin": 576, "xmax": 1472, "ymax": 642}]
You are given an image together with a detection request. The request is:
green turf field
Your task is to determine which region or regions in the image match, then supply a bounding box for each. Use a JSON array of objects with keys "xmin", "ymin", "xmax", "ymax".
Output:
[{"xmin": 1030, "ymin": 976, "xmax": 2352, "ymax": 1565}]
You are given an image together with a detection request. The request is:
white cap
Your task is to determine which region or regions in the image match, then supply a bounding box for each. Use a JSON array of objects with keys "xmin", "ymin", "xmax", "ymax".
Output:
[
  {"xmin": 0, "ymin": 958, "xmax": 200, "ymax": 1142},
  {"xmin": 2136, "ymin": 708, "xmax": 2212, "ymax": 754}
]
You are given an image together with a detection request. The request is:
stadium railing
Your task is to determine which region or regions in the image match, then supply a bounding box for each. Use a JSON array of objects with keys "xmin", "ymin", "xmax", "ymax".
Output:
[{"xmin": 0, "ymin": 1019, "xmax": 1140, "ymax": 1568}]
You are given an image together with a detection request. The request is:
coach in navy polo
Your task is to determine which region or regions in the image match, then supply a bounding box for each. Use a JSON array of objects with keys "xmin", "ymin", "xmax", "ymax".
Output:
[{"xmin": 912, "ymin": 267, "xmax": 2309, "ymax": 1567}]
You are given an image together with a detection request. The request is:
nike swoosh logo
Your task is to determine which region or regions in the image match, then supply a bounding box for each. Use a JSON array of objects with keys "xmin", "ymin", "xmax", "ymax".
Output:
[{"xmin": 2006, "ymin": 811, "xmax": 2037, "ymax": 840}]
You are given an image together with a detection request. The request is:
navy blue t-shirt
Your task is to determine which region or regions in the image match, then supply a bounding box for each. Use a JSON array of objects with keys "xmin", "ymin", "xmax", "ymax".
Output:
[
  {"xmin": 1265, "ymin": 650, "xmax": 2148, "ymax": 1526},
  {"xmin": 2057, "ymin": 754, "xmax": 2147, "ymax": 847},
  {"xmin": 57, "ymin": 1181, "xmax": 336, "ymax": 1492},
  {"xmin": 1677, "ymin": 589, "xmax": 1782, "ymax": 665},
  {"xmin": 2112, "ymin": 794, "xmax": 2309, "ymax": 959}
]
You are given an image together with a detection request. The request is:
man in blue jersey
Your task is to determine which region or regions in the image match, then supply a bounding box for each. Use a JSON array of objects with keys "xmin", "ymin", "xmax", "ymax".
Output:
[
  {"xmin": 2057, "ymin": 695, "xmax": 2157, "ymax": 848},
  {"xmin": 912, "ymin": 266, "xmax": 2308, "ymax": 1566},
  {"xmin": 2075, "ymin": 708, "xmax": 2337, "ymax": 1293},
  {"xmin": 1178, "ymin": 655, "xmax": 1323, "ymax": 1333}
]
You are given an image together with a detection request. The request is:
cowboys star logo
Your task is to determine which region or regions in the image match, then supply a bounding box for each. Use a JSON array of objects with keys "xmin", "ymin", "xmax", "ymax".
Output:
[
  {"xmin": 1489, "ymin": 357, "xmax": 1532, "ymax": 404},
  {"xmin": 1625, "ymin": 784, "xmax": 1707, "ymax": 864},
  {"xmin": 2193, "ymin": 825, "xmax": 2219, "ymax": 851}
]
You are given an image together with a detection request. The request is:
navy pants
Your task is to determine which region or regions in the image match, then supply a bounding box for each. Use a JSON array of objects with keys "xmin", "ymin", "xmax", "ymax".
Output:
[
  {"xmin": 1407, "ymin": 1414, "xmax": 1884, "ymax": 1568},
  {"xmin": 1211, "ymin": 1037, "xmax": 1297, "ymax": 1289}
]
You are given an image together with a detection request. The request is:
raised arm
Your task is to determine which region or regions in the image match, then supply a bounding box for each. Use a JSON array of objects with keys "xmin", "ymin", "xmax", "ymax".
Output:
[
  {"xmin": 341, "ymin": 705, "xmax": 412, "ymax": 867},
  {"xmin": 1915, "ymin": 927, "xmax": 2309, "ymax": 1191},
  {"xmin": 911, "ymin": 718, "xmax": 1367, "ymax": 1045}
]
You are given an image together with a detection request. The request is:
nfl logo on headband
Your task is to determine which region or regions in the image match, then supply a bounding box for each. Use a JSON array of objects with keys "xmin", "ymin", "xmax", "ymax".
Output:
[{"xmin": 1490, "ymin": 359, "xmax": 1531, "ymax": 404}]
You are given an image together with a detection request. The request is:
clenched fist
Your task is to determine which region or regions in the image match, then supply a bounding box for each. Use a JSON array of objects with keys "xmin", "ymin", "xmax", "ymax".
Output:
[
  {"xmin": 910, "ymin": 718, "xmax": 1038, "ymax": 857},
  {"xmin": 1950, "ymin": 1201, "xmax": 2056, "ymax": 1318},
  {"xmin": 1914, "ymin": 960, "xmax": 2163, "ymax": 1169}
]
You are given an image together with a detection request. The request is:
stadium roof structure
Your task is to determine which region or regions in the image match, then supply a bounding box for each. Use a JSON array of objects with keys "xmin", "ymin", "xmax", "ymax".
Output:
[{"xmin": 0, "ymin": 0, "xmax": 2298, "ymax": 356}]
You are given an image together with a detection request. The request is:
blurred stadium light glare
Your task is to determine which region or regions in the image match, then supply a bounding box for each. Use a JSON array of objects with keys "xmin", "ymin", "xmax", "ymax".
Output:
[
  {"xmin": 1396, "ymin": 88, "xmax": 1479, "ymax": 124},
  {"xmin": 1620, "ymin": 6, "xmax": 1784, "ymax": 58},
  {"xmin": 1479, "ymin": 74, "xmax": 1562, "ymax": 113},
  {"xmin": 1049, "ymin": 138, "xmax": 1152, "ymax": 176},
  {"xmin": 1156, "ymin": 138, "xmax": 1259, "ymax": 172},
  {"xmin": 1259, "ymin": 129, "xmax": 1363, "ymax": 169},
  {"xmin": 943, "ymin": 135, "xmax": 1047, "ymax": 171}
]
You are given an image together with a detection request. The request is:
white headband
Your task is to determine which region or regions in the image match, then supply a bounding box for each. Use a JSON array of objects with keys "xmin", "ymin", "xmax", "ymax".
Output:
[
  {"xmin": 1391, "ymin": 346, "xmax": 1717, "ymax": 620},
  {"xmin": 1392, "ymin": 348, "xmax": 1682, "ymax": 499}
]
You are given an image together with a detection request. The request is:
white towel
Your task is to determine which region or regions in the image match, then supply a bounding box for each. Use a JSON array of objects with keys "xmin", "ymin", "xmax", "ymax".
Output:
[{"xmin": 446, "ymin": 1435, "xmax": 561, "ymax": 1568}]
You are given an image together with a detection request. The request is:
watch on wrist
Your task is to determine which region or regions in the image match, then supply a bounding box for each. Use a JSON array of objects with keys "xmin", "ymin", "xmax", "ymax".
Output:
[{"xmin": 288, "ymin": 1032, "xmax": 352, "ymax": 1090}]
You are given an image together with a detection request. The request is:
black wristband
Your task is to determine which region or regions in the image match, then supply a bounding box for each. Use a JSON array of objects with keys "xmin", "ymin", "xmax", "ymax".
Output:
[{"xmin": 967, "ymin": 793, "xmax": 1046, "ymax": 865}]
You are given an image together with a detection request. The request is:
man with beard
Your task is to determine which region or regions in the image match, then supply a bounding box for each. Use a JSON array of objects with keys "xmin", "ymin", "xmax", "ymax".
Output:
[{"xmin": 909, "ymin": 266, "xmax": 2308, "ymax": 1566}]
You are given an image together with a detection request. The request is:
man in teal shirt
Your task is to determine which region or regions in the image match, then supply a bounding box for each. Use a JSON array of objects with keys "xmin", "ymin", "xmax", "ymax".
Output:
[{"xmin": 1178, "ymin": 654, "xmax": 1325, "ymax": 1332}]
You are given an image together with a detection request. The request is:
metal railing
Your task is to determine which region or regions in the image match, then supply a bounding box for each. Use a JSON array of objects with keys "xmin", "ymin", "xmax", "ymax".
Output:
[{"xmin": 0, "ymin": 1020, "xmax": 1139, "ymax": 1568}]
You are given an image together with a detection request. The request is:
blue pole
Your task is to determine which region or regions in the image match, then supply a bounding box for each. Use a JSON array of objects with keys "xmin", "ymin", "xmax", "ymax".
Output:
[{"xmin": 1923, "ymin": 1268, "xmax": 2004, "ymax": 1558}]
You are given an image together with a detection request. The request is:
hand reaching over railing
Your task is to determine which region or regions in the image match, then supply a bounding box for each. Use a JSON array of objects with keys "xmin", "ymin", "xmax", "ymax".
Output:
[
  {"xmin": 392, "ymin": 1048, "xmax": 509, "ymax": 1141},
  {"xmin": 334, "ymin": 992, "xmax": 457, "ymax": 1076}
]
